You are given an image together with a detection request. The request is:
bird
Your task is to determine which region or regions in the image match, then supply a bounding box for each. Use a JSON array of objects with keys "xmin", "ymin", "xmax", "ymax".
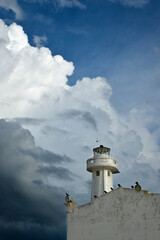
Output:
[
  {"xmin": 110, "ymin": 187, "xmax": 113, "ymax": 191},
  {"xmin": 104, "ymin": 191, "xmax": 107, "ymax": 194},
  {"xmin": 94, "ymin": 195, "xmax": 97, "ymax": 198},
  {"xmin": 135, "ymin": 182, "xmax": 141, "ymax": 191},
  {"xmin": 131, "ymin": 185, "xmax": 134, "ymax": 189},
  {"xmin": 118, "ymin": 184, "xmax": 121, "ymax": 187},
  {"xmin": 65, "ymin": 193, "xmax": 72, "ymax": 203}
]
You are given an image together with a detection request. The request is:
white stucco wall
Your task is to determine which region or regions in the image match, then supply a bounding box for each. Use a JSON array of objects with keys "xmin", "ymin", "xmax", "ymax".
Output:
[{"xmin": 67, "ymin": 188, "xmax": 160, "ymax": 240}]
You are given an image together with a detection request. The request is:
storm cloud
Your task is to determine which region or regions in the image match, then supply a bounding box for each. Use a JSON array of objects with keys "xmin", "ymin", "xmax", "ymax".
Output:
[{"xmin": 0, "ymin": 119, "xmax": 74, "ymax": 239}]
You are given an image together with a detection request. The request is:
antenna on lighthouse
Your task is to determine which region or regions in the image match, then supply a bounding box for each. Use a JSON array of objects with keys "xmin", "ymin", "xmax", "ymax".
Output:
[{"xmin": 96, "ymin": 138, "xmax": 99, "ymax": 147}]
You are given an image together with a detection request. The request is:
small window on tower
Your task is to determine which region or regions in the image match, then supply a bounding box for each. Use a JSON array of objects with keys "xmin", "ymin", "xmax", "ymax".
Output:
[
  {"xmin": 96, "ymin": 171, "xmax": 100, "ymax": 176},
  {"xmin": 108, "ymin": 171, "xmax": 110, "ymax": 176}
]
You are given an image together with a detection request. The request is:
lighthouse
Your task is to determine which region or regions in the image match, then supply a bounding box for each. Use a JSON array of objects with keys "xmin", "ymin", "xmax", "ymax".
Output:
[{"xmin": 87, "ymin": 145, "xmax": 119, "ymax": 200}]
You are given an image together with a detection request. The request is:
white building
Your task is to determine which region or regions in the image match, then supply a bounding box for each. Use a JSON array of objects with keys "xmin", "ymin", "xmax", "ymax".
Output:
[
  {"xmin": 65, "ymin": 145, "xmax": 160, "ymax": 240},
  {"xmin": 87, "ymin": 145, "xmax": 119, "ymax": 200}
]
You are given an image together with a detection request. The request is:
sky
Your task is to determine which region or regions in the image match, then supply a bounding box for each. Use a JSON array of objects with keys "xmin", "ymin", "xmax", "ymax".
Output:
[{"xmin": 0, "ymin": 0, "xmax": 160, "ymax": 239}]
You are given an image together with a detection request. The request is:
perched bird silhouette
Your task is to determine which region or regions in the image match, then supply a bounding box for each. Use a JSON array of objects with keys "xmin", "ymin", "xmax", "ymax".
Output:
[
  {"xmin": 131, "ymin": 185, "xmax": 134, "ymax": 189},
  {"xmin": 135, "ymin": 182, "xmax": 141, "ymax": 191},
  {"xmin": 104, "ymin": 191, "xmax": 107, "ymax": 194},
  {"xmin": 118, "ymin": 184, "xmax": 121, "ymax": 187},
  {"xmin": 110, "ymin": 187, "xmax": 113, "ymax": 191},
  {"xmin": 65, "ymin": 193, "xmax": 72, "ymax": 203}
]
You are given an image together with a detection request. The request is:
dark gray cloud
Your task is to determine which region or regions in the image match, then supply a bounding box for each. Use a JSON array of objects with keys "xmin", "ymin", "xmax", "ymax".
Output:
[
  {"xmin": 0, "ymin": 119, "xmax": 74, "ymax": 240},
  {"xmin": 14, "ymin": 117, "xmax": 44, "ymax": 126},
  {"xmin": 0, "ymin": 219, "xmax": 66, "ymax": 240},
  {"xmin": 60, "ymin": 109, "xmax": 97, "ymax": 130},
  {"xmin": 41, "ymin": 124, "xmax": 75, "ymax": 138},
  {"xmin": 21, "ymin": 146, "xmax": 73, "ymax": 164},
  {"xmin": 38, "ymin": 165, "xmax": 73, "ymax": 180}
]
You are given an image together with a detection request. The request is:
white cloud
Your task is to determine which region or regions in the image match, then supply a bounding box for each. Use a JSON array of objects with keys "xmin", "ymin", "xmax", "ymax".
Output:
[
  {"xmin": 0, "ymin": 19, "xmax": 74, "ymax": 117},
  {"xmin": 56, "ymin": 0, "xmax": 86, "ymax": 9},
  {"xmin": 0, "ymin": 19, "xmax": 159, "ymax": 196},
  {"xmin": 109, "ymin": 0, "xmax": 150, "ymax": 8},
  {"xmin": 0, "ymin": 0, "xmax": 86, "ymax": 22},
  {"xmin": 0, "ymin": 0, "xmax": 24, "ymax": 19},
  {"xmin": 124, "ymin": 107, "xmax": 160, "ymax": 168},
  {"xmin": 33, "ymin": 35, "xmax": 48, "ymax": 47},
  {"xmin": 23, "ymin": 0, "xmax": 86, "ymax": 9},
  {"xmin": 6, "ymin": 22, "xmax": 29, "ymax": 52}
]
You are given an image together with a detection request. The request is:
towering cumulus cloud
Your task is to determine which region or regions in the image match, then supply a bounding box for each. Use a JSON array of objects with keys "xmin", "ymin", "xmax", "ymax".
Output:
[
  {"xmin": 0, "ymin": 19, "xmax": 74, "ymax": 117},
  {"xmin": 0, "ymin": 18, "xmax": 160, "ymax": 181},
  {"xmin": 0, "ymin": 18, "xmax": 160, "ymax": 239}
]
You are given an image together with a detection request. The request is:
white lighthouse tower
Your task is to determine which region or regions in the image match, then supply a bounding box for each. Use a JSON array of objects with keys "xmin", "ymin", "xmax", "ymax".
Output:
[{"xmin": 87, "ymin": 145, "xmax": 120, "ymax": 200}]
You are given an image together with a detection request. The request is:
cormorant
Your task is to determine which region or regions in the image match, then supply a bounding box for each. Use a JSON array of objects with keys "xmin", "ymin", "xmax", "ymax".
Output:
[{"xmin": 135, "ymin": 182, "xmax": 141, "ymax": 191}]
